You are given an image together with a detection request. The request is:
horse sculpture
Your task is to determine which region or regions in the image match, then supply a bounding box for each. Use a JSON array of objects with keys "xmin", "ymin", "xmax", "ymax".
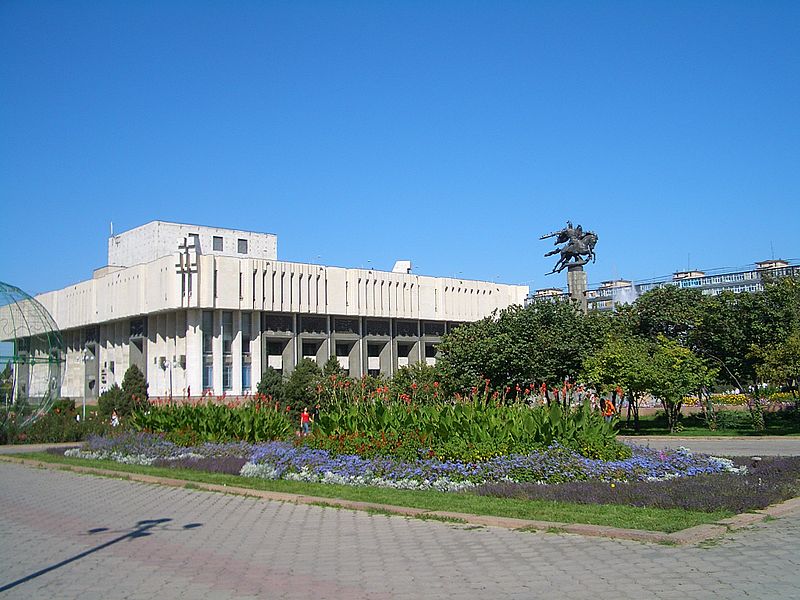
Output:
[{"xmin": 540, "ymin": 222, "xmax": 598, "ymax": 274}]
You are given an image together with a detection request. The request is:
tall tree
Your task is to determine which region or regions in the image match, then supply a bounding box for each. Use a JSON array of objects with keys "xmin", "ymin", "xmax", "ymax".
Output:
[{"xmin": 437, "ymin": 299, "xmax": 608, "ymax": 398}]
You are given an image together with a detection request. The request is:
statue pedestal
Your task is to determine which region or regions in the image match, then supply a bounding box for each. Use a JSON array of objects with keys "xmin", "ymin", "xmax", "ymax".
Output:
[{"xmin": 567, "ymin": 265, "xmax": 588, "ymax": 313}]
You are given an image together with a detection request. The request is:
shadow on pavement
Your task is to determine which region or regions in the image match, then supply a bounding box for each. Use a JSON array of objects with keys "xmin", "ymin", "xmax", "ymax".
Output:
[{"xmin": 0, "ymin": 518, "xmax": 203, "ymax": 593}]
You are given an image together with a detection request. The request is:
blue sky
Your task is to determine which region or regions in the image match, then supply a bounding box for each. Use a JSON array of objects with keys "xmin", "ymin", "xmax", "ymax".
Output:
[{"xmin": 2, "ymin": 1, "xmax": 798, "ymax": 296}]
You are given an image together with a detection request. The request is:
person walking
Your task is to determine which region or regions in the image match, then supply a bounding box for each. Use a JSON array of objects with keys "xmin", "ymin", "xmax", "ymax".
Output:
[{"xmin": 300, "ymin": 407, "xmax": 311, "ymax": 436}]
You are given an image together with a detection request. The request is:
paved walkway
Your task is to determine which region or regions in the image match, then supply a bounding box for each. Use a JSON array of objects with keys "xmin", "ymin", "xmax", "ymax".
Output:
[
  {"xmin": 619, "ymin": 436, "xmax": 800, "ymax": 456},
  {"xmin": 1, "ymin": 462, "xmax": 799, "ymax": 599}
]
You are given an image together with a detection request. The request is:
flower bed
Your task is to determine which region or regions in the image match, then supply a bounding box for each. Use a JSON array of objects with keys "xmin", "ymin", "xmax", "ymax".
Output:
[
  {"xmin": 474, "ymin": 455, "xmax": 800, "ymax": 513},
  {"xmin": 65, "ymin": 432, "xmax": 743, "ymax": 493}
]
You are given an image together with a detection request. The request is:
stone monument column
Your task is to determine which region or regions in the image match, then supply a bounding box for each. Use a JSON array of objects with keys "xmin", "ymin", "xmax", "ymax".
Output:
[{"xmin": 567, "ymin": 264, "xmax": 588, "ymax": 314}]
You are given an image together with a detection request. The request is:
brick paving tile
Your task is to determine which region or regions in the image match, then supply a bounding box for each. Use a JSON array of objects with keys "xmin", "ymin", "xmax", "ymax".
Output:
[{"xmin": 1, "ymin": 461, "xmax": 799, "ymax": 599}]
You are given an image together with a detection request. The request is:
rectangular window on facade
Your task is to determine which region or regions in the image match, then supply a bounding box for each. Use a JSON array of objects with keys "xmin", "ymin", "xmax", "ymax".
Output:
[
  {"xmin": 202, "ymin": 311, "xmax": 214, "ymax": 354},
  {"xmin": 366, "ymin": 319, "xmax": 389, "ymax": 336},
  {"xmin": 222, "ymin": 357, "xmax": 232, "ymax": 391},
  {"xmin": 300, "ymin": 316, "xmax": 327, "ymax": 334},
  {"xmin": 395, "ymin": 321, "xmax": 418, "ymax": 337},
  {"xmin": 129, "ymin": 318, "xmax": 146, "ymax": 338},
  {"xmin": 202, "ymin": 310, "xmax": 214, "ymax": 390},
  {"xmin": 238, "ymin": 238, "xmax": 248, "ymax": 254},
  {"xmin": 203, "ymin": 357, "xmax": 213, "ymax": 390},
  {"xmin": 263, "ymin": 314, "xmax": 293, "ymax": 332},
  {"xmin": 222, "ymin": 311, "xmax": 233, "ymax": 355},
  {"xmin": 333, "ymin": 318, "xmax": 358, "ymax": 333},
  {"xmin": 213, "ymin": 236, "xmax": 223, "ymax": 251},
  {"xmin": 242, "ymin": 363, "xmax": 251, "ymax": 390},
  {"xmin": 266, "ymin": 341, "xmax": 285, "ymax": 356},
  {"xmin": 241, "ymin": 313, "xmax": 251, "ymax": 351},
  {"xmin": 423, "ymin": 321, "xmax": 445, "ymax": 336},
  {"xmin": 302, "ymin": 341, "xmax": 319, "ymax": 357},
  {"xmin": 241, "ymin": 313, "xmax": 252, "ymax": 391}
]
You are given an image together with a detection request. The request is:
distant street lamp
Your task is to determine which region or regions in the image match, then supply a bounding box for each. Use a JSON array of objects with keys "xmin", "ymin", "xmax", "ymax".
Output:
[
  {"xmin": 76, "ymin": 347, "xmax": 95, "ymax": 421},
  {"xmin": 161, "ymin": 357, "xmax": 176, "ymax": 400}
]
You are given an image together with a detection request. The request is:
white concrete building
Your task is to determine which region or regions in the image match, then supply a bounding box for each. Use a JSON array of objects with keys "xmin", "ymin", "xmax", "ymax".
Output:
[{"xmin": 36, "ymin": 221, "xmax": 528, "ymax": 400}]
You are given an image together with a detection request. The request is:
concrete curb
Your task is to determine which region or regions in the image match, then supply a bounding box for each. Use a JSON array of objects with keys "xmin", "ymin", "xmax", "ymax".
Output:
[{"xmin": 2, "ymin": 454, "xmax": 799, "ymax": 546}]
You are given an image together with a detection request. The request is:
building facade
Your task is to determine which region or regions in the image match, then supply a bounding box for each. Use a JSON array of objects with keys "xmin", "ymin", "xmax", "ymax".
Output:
[
  {"xmin": 530, "ymin": 259, "xmax": 799, "ymax": 311},
  {"xmin": 36, "ymin": 221, "xmax": 528, "ymax": 400}
]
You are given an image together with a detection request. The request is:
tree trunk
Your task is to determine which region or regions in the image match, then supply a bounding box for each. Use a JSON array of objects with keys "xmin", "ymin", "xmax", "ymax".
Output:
[{"xmin": 631, "ymin": 393, "xmax": 640, "ymax": 433}]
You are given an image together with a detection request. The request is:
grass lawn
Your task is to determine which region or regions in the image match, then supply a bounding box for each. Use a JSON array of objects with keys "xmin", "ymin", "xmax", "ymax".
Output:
[
  {"xmin": 617, "ymin": 408, "xmax": 800, "ymax": 437},
  {"xmin": 17, "ymin": 451, "xmax": 732, "ymax": 533}
]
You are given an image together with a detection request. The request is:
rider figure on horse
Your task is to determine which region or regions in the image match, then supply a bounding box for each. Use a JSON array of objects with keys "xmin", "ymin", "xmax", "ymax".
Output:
[{"xmin": 540, "ymin": 221, "xmax": 598, "ymax": 274}]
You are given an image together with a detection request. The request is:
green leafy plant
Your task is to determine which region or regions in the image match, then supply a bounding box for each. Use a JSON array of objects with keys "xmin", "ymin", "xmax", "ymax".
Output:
[{"xmin": 132, "ymin": 400, "xmax": 293, "ymax": 443}]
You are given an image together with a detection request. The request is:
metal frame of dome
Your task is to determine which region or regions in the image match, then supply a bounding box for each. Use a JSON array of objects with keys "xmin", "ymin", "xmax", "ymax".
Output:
[{"xmin": 0, "ymin": 281, "xmax": 65, "ymax": 428}]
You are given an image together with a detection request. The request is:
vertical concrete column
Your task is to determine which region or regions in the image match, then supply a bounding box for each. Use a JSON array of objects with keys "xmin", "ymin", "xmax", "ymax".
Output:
[
  {"xmin": 146, "ymin": 315, "xmax": 158, "ymax": 395},
  {"xmin": 292, "ymin": 314, "xmax": 299, "ymax": 372},
  {"xmin": 186, "ymin": 309, "xmax": 203, "ymax": 398},
  {"xmin": 213, "ymin": 310, "xmax": 223, "ymax": 395},
  {"xmin": 232, "ymin": 311, "xmax": 243, "ymax": 395},
  {"xmin": 567, "ymin": 266, "xmax": 588, "ymax": 314},
  {"xmin": 252, "ymin": 311, "xmax": 262, "ymax": 388},
  {"xmin": 165, "ymin": 311, "xmax": 176, "ymax": 398},
  {"xmin": 175, "ymin": 310, "xmax": 187, "ymax": 396},
  {"xmin": 358, "ymin": 317, "xmax": 366, "ymax": 377},
  {"xmin": 115, "ymin": 321, "xmax": 125, "ymax": 389}
]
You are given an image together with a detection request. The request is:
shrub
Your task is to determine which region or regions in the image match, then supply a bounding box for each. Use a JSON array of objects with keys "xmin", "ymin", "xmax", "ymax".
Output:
[
  {"xmin": 98, "ymin": 384, "xmax": 125, "ymax": 417},
  {"xmin": 10, "ymin": 401, "xmax": 111, "ymax": 444},
  {"xmin": 256, "ymin": 367, "xmax": 284, "ymax": 402},
  {"xmin": 283, "ymin": 358, "xmax": 321, "ymax": 407},
  {"xmin": 121, "ymin": 365, "xmax": 149, "ymax": 414}
]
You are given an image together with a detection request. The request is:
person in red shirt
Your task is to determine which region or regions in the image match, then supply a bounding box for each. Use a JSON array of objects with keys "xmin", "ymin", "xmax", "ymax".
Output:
[
  {"xmin": 300, "ymin": 407, "xmax": 311, "ymax": 436},
  {"xmin": 602, "ymin": 399, "xmax": 616, "ymax": 423}
]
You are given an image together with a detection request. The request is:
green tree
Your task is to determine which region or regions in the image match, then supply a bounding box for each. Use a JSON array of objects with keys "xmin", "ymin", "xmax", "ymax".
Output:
[
  {"xmin": 647, "ymin": 337, "xmax": 717, "ymax": 432},
  {"xmin": 97, "ymin": 383, "xmax": 124, "ymax": 417},
  {"xmin": 582, "ymin": 333, "xmax": 653, "ymax": 432},
  {"xmin": 755, "ymin": 328, "xmax": 800, "ymax": 404},
  {"xmin": 120, "ymin": 364, "xmax": 148, "ymax": 415},
  {"xmin": 437, "ymin": 299, "xmax": 608, "ymax": 398},
  {"xmin": 256, "ymin": 367, "xmax": 284, "ymax": 402},
  {"xmin": 321, "ymin": 355, "xmax": 346, "ymax": 379},
  {"xmin": 283, "ymin": 358, "xmax": 322, "ymax": 408},
  {"xmin": 698, "ymin": 278, "xmax": 800, "ymax": 387},
  {"xmin": 632, "ymin": 285, "xmax": 706, "ymax": 346}
]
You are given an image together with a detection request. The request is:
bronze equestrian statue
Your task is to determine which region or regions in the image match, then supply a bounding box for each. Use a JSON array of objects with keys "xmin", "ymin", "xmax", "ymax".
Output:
[{"xmin": 540, "ymin": 221, "xmax": 598, "ymax": 274}]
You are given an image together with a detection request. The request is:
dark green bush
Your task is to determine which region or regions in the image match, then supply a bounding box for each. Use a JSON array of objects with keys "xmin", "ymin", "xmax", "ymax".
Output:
[
  {"xmin": 9, "ymin": 401, "xmax": 111, "ymax": 444},
  {"xmin": 283, "ymin": 358, "xmax": 321, "ymax": 407},
  {"xmin": 256, "ymin": 367, "xmax": 284, "ymax": 402},
  {"xmin": 121, "ymin": 365, "xmax": 149, "ymax": 413},
  {"xmin": 98, "ymin": 384, "xmax": 124, "ymax": 417}
]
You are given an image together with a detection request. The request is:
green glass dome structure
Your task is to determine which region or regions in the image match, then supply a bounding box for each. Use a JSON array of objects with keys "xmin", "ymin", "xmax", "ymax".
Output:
[{"xmin": 0, "ymin": 281, "xmax": 65, "ymax": 427}]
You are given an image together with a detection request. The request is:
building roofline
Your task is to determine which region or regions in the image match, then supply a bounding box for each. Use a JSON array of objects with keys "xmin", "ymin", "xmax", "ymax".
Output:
[{"xmin": 110, "ymin": 220, "xmax": 279, "ymax": 239}]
